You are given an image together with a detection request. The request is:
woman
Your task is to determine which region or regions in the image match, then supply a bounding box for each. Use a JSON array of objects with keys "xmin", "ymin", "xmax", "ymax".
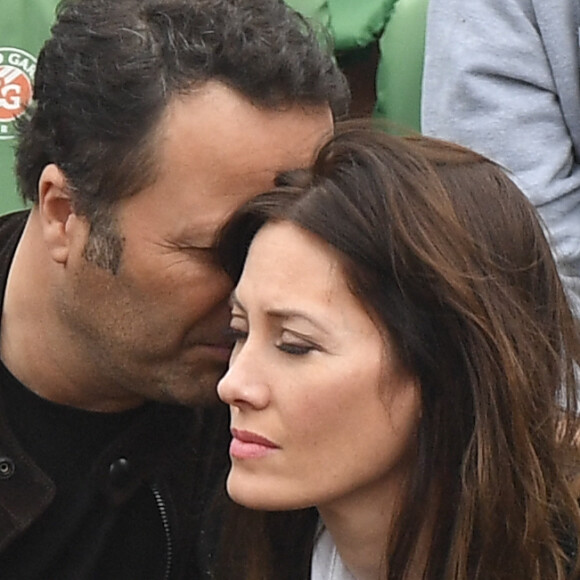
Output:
[{"xmin": 212, "ymin": 123, "xmax": 580, "ymax": 580}]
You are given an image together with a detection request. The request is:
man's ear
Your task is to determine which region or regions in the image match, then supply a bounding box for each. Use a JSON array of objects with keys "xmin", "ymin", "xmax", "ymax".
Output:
[{"xmin": 38, "ymin": 164, "xmax": 83, "ymax": 264}]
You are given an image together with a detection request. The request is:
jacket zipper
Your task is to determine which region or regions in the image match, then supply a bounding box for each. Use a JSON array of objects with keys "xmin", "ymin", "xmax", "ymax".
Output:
[{"xmin": 151, "ymin": 482, "xmax": 173, "ymax": 580}]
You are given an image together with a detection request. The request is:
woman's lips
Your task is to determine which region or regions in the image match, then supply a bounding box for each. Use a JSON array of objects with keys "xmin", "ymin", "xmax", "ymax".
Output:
[{"xmin": 230, "ymin": 428, "xmax": 280, "ymax": 459}]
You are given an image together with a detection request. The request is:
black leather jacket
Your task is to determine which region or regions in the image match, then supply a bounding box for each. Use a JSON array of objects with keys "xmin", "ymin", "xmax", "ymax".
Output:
[{"xmin": 0, "ymin": 211, "xmax": 229, "ymax": 579}]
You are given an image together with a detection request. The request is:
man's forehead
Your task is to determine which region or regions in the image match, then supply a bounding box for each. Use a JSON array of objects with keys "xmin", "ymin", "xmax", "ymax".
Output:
[{"xmin": 161, "ymin": 84, "xmax": 332, "ymax": 165}]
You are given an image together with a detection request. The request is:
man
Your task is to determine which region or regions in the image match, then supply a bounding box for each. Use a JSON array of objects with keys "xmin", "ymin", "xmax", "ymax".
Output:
[
  {"xmin": 0, "ymin": 0, "xmax": 347, "ymax": 578},
  {"xmin": 421, "ymin": 0, "xmax": 580, "ymax": 315}
]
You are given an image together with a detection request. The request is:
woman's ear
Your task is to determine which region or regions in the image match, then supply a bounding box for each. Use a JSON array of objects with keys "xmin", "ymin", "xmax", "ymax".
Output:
[{"xmin": 37, "ymin": 164, "xmax": 81, "ymax": 264}]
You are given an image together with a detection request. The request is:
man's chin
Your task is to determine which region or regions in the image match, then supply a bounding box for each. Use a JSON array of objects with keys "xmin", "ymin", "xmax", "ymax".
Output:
[{"xmin": 163, "ymin": 368, "xmax": 227, "ymax": 407}]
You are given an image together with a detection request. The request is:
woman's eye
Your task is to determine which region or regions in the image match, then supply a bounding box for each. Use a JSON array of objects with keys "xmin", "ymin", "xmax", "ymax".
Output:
[{"xmin": 276, "ymin": 342, "xmax": 315, "ymax": 356}]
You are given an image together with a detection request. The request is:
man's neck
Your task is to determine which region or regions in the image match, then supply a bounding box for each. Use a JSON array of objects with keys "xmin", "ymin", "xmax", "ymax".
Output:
[{"xmin": 0, "ymin": 214, "xmax": 144, "ymax": 412}]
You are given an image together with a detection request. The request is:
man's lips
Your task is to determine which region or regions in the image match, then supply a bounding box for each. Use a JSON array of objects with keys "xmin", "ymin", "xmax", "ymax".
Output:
[
  {"xmin": 191, "ymin": 341, "xmax": 233, "ymax": 361},
  {"xmin": 230, "ymin": 428, "xmax": 280, "ymax": 459},
  {"xmin": 185, "ymin": 327, "xmax": 234, "ymax": 352}
]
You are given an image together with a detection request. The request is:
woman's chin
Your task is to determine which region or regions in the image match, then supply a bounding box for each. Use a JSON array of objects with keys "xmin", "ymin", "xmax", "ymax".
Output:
[{"xmin": 226, "ymin": 474, "xmax": 313, "ymax": 511}]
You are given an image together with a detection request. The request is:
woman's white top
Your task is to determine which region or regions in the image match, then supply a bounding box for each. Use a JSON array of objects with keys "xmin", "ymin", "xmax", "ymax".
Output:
[{"xmin": 311, "ymin": 527, "xmax": 356, "ymax": 580}]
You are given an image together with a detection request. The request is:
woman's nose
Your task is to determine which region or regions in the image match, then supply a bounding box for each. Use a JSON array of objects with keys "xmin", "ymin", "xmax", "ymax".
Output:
[{"xmin": 217, "ymin": 342, "xmax": 270, "ymax": 410}]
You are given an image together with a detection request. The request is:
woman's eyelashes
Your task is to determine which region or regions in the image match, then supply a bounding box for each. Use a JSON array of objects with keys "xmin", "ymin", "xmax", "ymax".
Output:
[
  {"xmin": 226, "ymin": 322, "xmax": 320, "ymax": 356},
  {"xmin": 275, "ymin": 340, "xmax": 317, "ymax": 356}
]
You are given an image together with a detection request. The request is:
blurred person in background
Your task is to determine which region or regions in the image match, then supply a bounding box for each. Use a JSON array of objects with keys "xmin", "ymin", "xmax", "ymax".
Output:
[{"xmin": 422, "ymin": 0, "xmax": 580, "ymax": 316}]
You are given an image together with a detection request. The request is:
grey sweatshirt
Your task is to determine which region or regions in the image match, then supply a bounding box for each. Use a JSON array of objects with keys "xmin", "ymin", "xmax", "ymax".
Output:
[{"xmin": 421, "ymin": 0, "xmax": 580, "ymax": 314}]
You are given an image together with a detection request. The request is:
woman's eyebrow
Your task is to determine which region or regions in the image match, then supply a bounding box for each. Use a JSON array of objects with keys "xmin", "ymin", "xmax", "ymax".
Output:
[
  {"xmin": 230, "ymin": 295, "xmax": 330, "ymax": 336},
  {"xmin": 265, "ymin": 308, "xmax": 331, "ymax": 336}
]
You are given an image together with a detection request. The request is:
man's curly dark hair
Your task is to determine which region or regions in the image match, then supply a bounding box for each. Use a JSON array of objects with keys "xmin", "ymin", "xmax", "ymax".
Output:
[{"xmin": 15, "ymin": 0, "xmax": 349, "ymax": 219}]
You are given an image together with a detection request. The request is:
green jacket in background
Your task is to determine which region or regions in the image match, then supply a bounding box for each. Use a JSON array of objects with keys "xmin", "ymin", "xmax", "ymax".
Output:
[
  {"xmin": 286, "ymin": 0, "xmax": 428, "ymax": 132},
  {"xmin": 0, "ymin": 1, "xmax": 58, "ymax": 216}
]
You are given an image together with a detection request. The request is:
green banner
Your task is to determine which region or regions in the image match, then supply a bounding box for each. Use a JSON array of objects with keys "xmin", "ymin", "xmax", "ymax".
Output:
[{"xmin": 0, "ymin": 0, "xmax": 58, "ymax": 215}]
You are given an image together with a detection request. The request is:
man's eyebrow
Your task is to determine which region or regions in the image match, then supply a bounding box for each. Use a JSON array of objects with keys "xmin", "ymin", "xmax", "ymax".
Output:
[{"xmin": 179, "ymin": 224, "xmax": 220, "ymax": 247}]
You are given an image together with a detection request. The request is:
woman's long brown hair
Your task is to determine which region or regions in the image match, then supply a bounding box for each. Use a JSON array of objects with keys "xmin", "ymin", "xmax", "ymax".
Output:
[{"xmin": 213, "ymin": 121, "xmax": 580, "ymax": 580}]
